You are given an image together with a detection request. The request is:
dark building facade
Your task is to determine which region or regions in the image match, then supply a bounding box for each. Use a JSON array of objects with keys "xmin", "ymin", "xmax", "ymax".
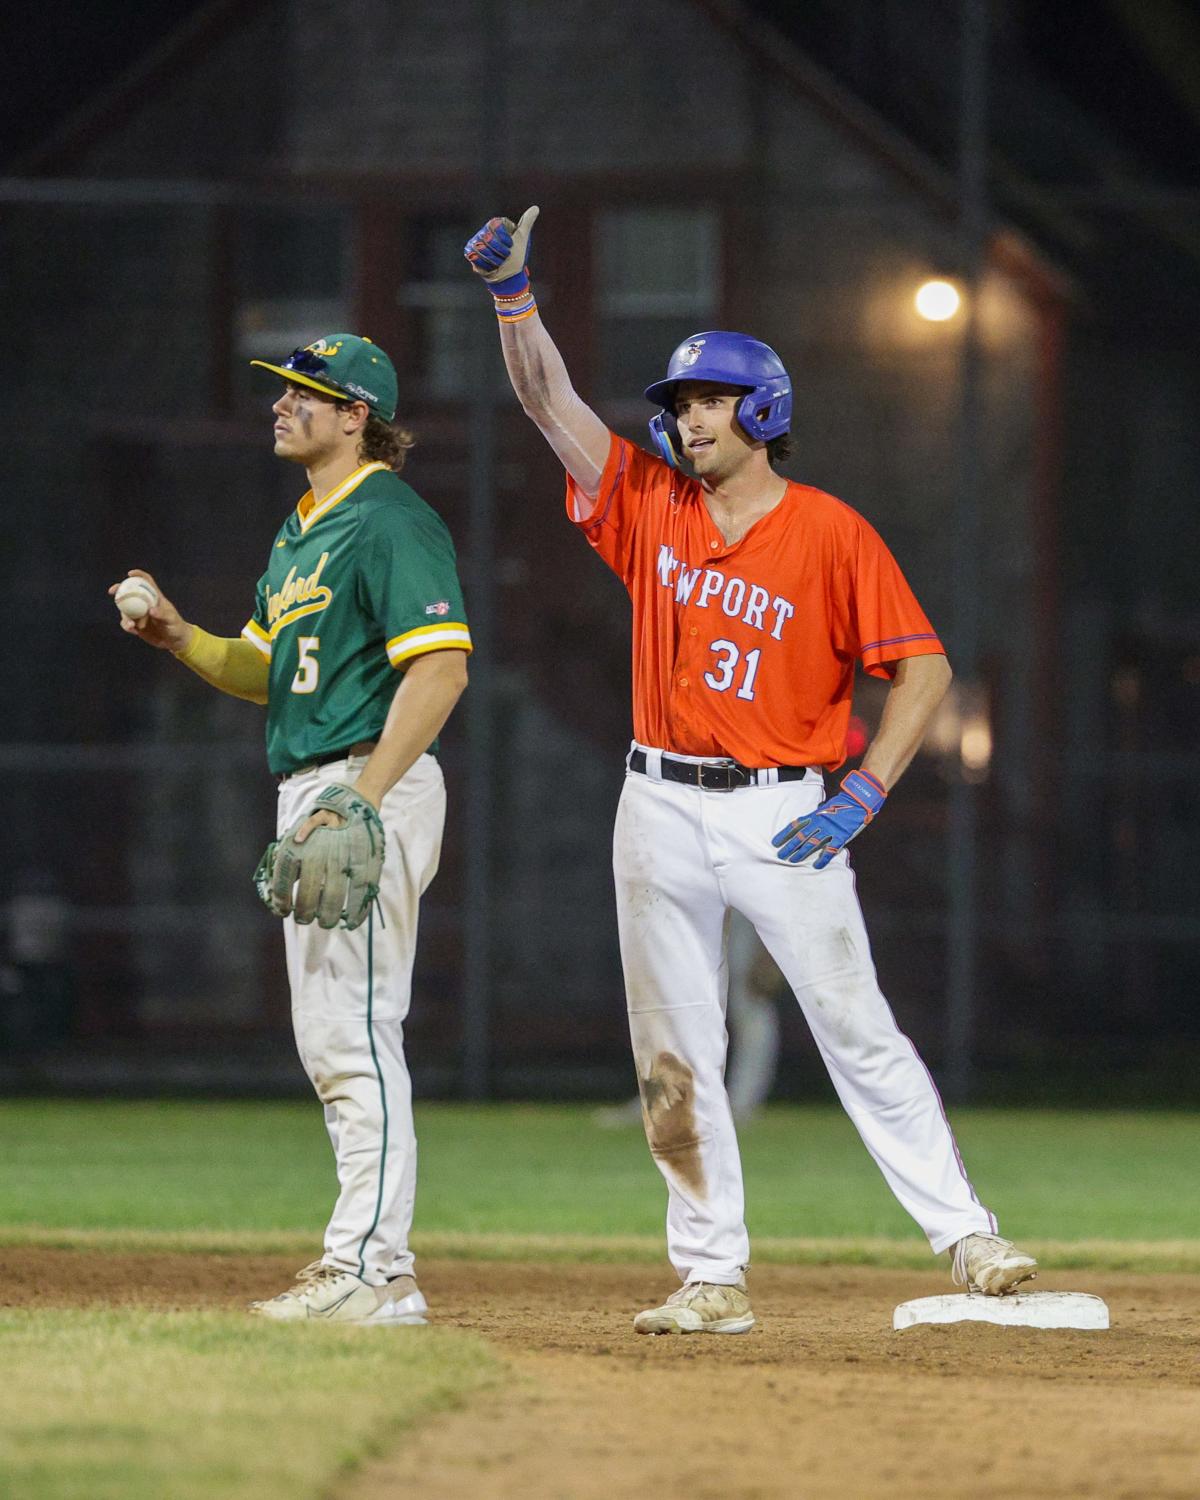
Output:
[{"xmin": 4, "ymin": 0, "xmax": 1194, "ymax": 1098}]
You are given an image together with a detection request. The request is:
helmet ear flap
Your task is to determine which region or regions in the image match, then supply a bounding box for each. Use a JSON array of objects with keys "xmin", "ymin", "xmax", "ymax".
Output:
[
  {"xmin": 735, "ymin": 391, "xmax": 765, "ymax": 442},
  {"xmin": 734, "ymin": 378, "xmax": 791, "ymax": 443},
  {"xmin": 648, "ymin": 411, "xmax": 682, "ymax": 468}
]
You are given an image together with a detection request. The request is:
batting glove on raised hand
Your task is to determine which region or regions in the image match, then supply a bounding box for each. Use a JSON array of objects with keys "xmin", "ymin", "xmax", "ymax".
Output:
[
  {"xmin": 255, "ymin": 783, "xmax": 385, "ymax": 931},
  {"xmin": 771, "ymin": 769, "xmax": 887, "ymax": 870},
  {"xmin": 463, "ymin": 205, "xmax": 540, "ymax": 296}
]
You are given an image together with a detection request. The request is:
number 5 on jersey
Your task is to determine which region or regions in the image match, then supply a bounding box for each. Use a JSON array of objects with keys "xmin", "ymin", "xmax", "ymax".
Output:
[
  {"xmin": 291, "ymin": 636, "xmax": 320, "ymax": 694},
  {"xmin": 704, "ymin": 638, "xmax": 761, "ymax": 700}
]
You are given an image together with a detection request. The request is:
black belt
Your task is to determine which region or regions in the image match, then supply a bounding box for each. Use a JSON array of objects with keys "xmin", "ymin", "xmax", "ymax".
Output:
[
  {"xmin": 627, "ymin": 748, "xmax": 812, "ymax": 792},
  {"xmin": 276, "ymin": 740, "xmax": 377, "ymax": 784}
]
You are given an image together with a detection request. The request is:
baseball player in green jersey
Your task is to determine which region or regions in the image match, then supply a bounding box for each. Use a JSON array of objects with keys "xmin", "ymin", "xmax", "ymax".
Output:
[{"xmin": 112, "ymin": 334, "xmax": 471, "ymax": 1324}]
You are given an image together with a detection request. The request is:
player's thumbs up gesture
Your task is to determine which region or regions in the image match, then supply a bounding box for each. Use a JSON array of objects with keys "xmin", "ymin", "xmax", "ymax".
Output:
[{"xmin": 464, "ymin": 206, "xmax": 540, "ymax": 297}]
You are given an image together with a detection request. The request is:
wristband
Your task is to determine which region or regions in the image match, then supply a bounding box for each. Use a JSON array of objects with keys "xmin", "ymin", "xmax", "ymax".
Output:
[{"xmin": 493, "ymin": 286, "xmax": 538, "ymax": 322}]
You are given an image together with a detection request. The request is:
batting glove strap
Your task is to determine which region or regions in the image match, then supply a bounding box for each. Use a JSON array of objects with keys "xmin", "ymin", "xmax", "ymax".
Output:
[
  {"xmin": 771, "ymin": 769, "xmax": 888, "ymax": 869},
  {"xmin": 487, "ymin": 269, "xmax": 531, "ymax": 299},
  {"xmin": 839, "ymin": 769, "xmax": 887, "ymax": 817}
]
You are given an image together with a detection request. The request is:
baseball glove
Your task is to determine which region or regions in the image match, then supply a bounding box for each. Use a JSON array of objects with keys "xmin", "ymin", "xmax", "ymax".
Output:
[{"xmin": 255, "ymin": 783, "xmax": 385, "ymax": 931}]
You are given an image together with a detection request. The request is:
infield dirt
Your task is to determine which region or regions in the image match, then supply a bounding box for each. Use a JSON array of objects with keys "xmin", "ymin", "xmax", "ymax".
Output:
[{"xmin": 7, "ymin": 1249, "xmax": 1199, "ymax": 1499}]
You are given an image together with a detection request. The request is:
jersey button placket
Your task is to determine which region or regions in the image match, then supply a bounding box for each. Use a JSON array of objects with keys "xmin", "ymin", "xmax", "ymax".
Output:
[
  {"xmin": 678, "ymin": 617, "xmax": 700, "ymax": 690},
  {"xmin": 673, "ymin": 614, "xmax": 698, "ymax": 718}
]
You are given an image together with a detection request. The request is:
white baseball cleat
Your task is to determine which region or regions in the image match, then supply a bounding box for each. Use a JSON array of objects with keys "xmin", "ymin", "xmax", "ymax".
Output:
[
  {"xmin": 633, "ymin": 1278, "xmax": 756, "ymax": 1335},
  {"xmin": 384, "ymin": 1273, "xmax": 431, "ymax": 1325},
  {"xmin": 951, "ymin": 1233, "xmax": 1038, "ymax": 1296},
  {"xmin": 250, "ymin": 1263, "xmax": 428, "ymax": 1324},
  {"xmin": 287, "ymin": 1259, "xmax": 429, "ymax": 1322}
]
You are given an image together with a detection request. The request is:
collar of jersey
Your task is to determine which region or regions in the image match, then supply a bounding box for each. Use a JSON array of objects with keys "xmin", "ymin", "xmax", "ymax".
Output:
[{"xmin": 296, "ymin": 461, "xmax": 390, "ymax": 533}]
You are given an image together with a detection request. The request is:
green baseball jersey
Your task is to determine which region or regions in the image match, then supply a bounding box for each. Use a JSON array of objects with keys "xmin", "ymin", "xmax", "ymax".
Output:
[{"xmin": 242, "ymin": 461, "xmax": 471, "ymax": 775}]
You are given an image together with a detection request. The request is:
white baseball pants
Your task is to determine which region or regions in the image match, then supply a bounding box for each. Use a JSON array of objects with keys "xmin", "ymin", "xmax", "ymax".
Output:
[
  {"xmin": 614, "ymin": 747, "xmax": 997, "ymax": 1285},
  {"xmin": 278, "ymin": 752, "xmax": 445, "ymax": 1285}
]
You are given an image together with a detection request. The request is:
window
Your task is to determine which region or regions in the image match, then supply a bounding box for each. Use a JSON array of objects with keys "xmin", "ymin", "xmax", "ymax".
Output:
[
  {"xmin": 398, "ymin": 217, "xmax": 507, "ymax": 400},
  {"xmin": 596, "ymin": 206, "xmax": 719, "ymax": 400}
]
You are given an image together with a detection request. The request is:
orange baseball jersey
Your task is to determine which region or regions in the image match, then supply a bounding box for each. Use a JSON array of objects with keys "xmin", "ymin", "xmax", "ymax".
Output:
[{"xmin": 567, "ymin": 435, "xmax": 945, "ymax": 769}]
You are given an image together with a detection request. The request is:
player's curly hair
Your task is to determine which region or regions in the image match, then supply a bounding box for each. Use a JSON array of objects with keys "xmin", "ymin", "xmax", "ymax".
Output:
[
  {"xmin": 766, "ymin": 434, "xmax": 793, "ymax": 469},
  {"xmin": 357, "ymin": 414, "xmax": 416, "ymax": 474}
]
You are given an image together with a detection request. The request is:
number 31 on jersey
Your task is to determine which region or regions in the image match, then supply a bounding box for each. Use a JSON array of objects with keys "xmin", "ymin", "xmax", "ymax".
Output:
[{"xmin": 705, "ymin": 639, "xmax": 761, "ymax": 700}]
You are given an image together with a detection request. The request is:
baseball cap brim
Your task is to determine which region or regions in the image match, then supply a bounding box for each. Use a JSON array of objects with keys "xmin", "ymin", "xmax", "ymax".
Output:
[{"xmin": 249, "ymin": 360, "xmax": 364, "ymax": 405}]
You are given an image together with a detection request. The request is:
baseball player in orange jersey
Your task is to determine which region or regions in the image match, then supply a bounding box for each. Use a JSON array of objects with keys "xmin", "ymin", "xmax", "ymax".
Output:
[{"xmin": 466, "ymin": 207, "xmax": 1037, "ymax": 1334}]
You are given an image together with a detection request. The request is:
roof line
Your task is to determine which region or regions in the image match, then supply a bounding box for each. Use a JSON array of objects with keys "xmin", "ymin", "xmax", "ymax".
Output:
[
  {"xmin": 693, "ymin": 0, "xmax": 1073, "ymax": 301},
  {"xmin": 693, "ymin": 0, "xmax": 961, "ymax": 208},
  {"xmin": 13, "ymin": 0, "xmax": 1073, "ymax": 305}
]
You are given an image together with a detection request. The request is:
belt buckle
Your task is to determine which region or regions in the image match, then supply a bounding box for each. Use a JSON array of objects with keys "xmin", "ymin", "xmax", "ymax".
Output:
[{"xmin": 699, "ymin": 762, "xmax": 750, "ymax": 792}]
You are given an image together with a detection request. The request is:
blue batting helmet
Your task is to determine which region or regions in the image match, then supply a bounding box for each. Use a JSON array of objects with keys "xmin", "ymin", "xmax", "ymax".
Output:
[{"xmin": 644, "ymin": 330, "xmax": 792, "ymax": 468}]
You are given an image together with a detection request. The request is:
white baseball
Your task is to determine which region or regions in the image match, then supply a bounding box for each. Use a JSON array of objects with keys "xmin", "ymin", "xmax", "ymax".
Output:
[{"xmin": 114, "ymin": 577, "xmax": 159, "ymax": 620}]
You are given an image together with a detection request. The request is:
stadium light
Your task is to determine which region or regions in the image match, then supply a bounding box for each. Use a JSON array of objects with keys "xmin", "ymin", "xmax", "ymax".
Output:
[
  {"xmin": 959, "ymin": 710, "xmax": 992, "ymax": 780},
  {"xmin": 915, "ymin": 279, "xmax": 962, "ymax": 322}
]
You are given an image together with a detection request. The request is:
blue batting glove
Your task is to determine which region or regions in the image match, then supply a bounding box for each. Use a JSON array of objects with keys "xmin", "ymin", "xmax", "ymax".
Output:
[
  {"xmin": 464, "ymin": 205, "xmax": 540, "ymax": 297},
  {"xmin": 772, "ymin": 769, "xmax": 887, "ymax": 869}
]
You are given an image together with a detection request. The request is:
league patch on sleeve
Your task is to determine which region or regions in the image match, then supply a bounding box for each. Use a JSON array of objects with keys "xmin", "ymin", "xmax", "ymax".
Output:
[{"xmin": 424, "ymin": 600, "xmax": 451, "ymax": 615}]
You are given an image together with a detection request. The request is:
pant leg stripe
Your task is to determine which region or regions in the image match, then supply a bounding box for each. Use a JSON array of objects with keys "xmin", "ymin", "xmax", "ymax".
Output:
[
  {"xmin": 849, "ymin": 868, "xmax": 996, "ymax": 1233},
  {"xmin": 905, "ymin": 1037, "xmax": 997, "ymax": 1230},
  {"xmin": 357, "ymin": 906, "xmax": 389, "ymax": 1279}
]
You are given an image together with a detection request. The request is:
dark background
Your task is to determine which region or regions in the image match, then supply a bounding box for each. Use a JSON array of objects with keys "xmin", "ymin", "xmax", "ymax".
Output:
[{"xmin": 2, "ymin": 0, "xmax": 1198, "ymax": 1103}]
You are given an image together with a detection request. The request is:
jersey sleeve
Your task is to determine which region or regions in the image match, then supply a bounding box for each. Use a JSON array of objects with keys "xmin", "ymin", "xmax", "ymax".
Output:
[
  {"xmin": 357, "ymin": 504, "xmax": 472, "ymax": 668},
  {"xmin": 849, "ymin": 518, "xmax": 945, "ymax": 678},
  {"xmin": 565, "ymin": 433, "xmax": 671, "ymax": 585},
  {"xmin": 242, "ymin": 572, "xmax": 272, "ymax": 659}
]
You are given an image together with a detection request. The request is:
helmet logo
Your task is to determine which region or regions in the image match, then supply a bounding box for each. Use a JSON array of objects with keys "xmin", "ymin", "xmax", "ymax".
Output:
[{"xmin": 679, "ymin": 340, "xmax": 706, "ymax": 366}]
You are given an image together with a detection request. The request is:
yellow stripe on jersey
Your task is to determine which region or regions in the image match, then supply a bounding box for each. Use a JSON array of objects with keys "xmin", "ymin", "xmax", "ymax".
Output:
[
  {"xmin": 242, "ymin": 619, "xmax": 272, "ymax": 657},
  {"xmin": 297, "ymin": 461, "xmax": 391, "ymax": 532},
  {"xmin": 386, "ymin": 622, "xmax": 473, "ymax": 666}
]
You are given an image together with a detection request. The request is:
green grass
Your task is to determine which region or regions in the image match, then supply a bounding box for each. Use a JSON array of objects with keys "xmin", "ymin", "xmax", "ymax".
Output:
[
  {"xmin": 420, "ymin": 1103, "xmax": 1200, "ymax": 1243},
  {"xmin": 0, "ymin": 1308, "xmax": 499, "ymax": 1500},
  {"xmin": 1, "ymin": 1099, "xmax": 1198, "ymax": 1248},
  {"xmin": 1, "ymin": 1100, "xmax": 1197, "ymax": 1498}
]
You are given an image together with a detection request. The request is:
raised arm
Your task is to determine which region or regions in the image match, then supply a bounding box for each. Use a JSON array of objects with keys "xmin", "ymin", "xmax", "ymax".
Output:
[{"xmin": 464, "ymin": 207, "xmax": 611, "ymax": 501}]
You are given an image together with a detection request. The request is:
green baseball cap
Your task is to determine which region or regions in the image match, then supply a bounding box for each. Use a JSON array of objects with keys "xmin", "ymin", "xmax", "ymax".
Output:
[{"xmin": 251, "ymin": 334, "xmax": 398, "ymax": 421}]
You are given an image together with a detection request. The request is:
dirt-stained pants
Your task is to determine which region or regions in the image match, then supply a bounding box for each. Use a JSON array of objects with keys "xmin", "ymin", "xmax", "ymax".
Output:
[{"xmin": 613, "ymin": 747, "xmax": 996, "ymax": 1285}]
